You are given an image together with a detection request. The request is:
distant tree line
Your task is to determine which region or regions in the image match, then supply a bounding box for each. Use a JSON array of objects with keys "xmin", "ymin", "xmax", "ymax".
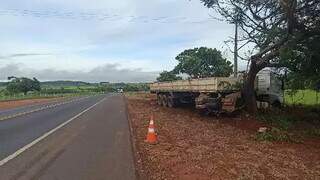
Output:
[
  {"xmin": 122, "ymin": 83, "xmax": 150, "ymax": 92},
  {"xmin": 0, "ymin": 77, "xmax": 150, "ymax": 96}
]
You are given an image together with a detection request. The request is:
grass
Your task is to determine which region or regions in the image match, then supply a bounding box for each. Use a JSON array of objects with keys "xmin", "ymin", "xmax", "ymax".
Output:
[
  {"xmin": 255, "ymin": 127, "xmax": 292, "ymax": 142},
  {"xmin": 255, "ymin": 113, "xmax": 303, "ymax": 143},
  {"xmin": 255, "ymin": 106, "xmax": 320, "ymax": 142},
  {"xmin": 257, "ymin": 113, "xmax": 297, "ymax": 130},
  {"xmin": 304, "ymin": 128, "xmax": 320, "ymax": 137},
  {"xmin": 285, "ymin": 89, "xmax": 320, "ymax": 105},
  {"xmin": 0, "ymin": 84, "xmax": 107, "ymax": 102}
]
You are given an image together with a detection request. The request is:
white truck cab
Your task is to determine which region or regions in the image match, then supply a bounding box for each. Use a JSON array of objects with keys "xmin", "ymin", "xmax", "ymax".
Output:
[{"xmin": 256, "ymin": 68, "xmax": 284, "ymax": 107}]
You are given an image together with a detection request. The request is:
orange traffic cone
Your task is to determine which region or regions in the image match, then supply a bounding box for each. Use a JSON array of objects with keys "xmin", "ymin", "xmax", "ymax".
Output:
[{"xmin": 145, "ymin": 115, "xmax": 157, "ymax": 144}]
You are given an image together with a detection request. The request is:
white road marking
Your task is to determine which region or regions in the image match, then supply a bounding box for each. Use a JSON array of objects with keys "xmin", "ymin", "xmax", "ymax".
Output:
[{"xmin": 0, "ymin": 96, "xmax": 106, "ymax": 167}]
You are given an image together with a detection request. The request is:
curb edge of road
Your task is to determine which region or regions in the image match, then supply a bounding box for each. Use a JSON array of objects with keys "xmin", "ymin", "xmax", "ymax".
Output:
[{"xmin": 123, "ymin": 95, "xmax": 140, "ymax": 180}]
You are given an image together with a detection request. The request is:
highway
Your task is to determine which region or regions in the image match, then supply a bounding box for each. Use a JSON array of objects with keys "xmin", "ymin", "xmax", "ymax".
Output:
[{"xmin": 0, "ymin": 94, "xmax": 136, "ymax": 180}]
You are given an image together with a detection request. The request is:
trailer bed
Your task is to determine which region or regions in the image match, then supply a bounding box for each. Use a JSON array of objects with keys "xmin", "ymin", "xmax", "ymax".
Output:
[{"xmin": 150, "ymin": 77, "xmax": 240, "ymax": 93}]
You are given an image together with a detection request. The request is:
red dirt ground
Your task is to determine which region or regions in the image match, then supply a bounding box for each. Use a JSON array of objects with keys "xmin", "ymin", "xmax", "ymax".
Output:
[
  {"xmin": 126, "ymin": 93, "xmax": 320, "ymax": 180},
  {"xmin": 0, "ymin": 97, "xmax": 62, "ymax": 110}
]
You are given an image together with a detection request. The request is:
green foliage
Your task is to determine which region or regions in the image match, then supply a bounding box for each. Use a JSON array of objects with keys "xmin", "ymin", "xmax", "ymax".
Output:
[
  {"xmin": 254, "ymin": 127, "xmax": 291, "ymax": 142},
  {"xmin": 39, "ymin": 82, "xmax": 149, "ymax": 94},
  {"xmin": 254, "ymin": 94, "xmax": 320, "ymax": 142},
  {"xmin": 157, "ymin": 71, "xmax": 182, "ymax": 82},
  {"xmin": 173, "ymin": 47, "xmax": 233, "ymax": 78},
  {"xmin": 0, "ymin": 79, "xmax": 152, "ymax": 101},
  {"xmin": 285, "ymin": 90, "xmax": 320, "ymax": 105},
  {"xmin": 305, "ymin": 128, "xmax": 320, "ymax": 137},
  {"xmin": 202, "ymin": 0, "xmax": 320, "ymax": 88},
  {"xmin": 40, "ymin": 88, "xmax": 81, "ymax": 95},
  {"xmin": 258, "ymin": 113, "xmax": 297, "ymax": 131},
  {"xmin": 200, "ymin": 0, "xmax": 320, "ymax": 113},
  {"xmin": 1, "ymin": 78, "xmax": 150, "ymax": 101},
  {"xmin": 123, "ymin": 83, "xmax": 150, "ymax": 92},
  {"xmin": 279, "ymin": 16, "xmax": 320, "ymax": 90},
  {"xmin": 39, "ymin": 84, "xmax": 118, "ymax": 94},
  {"xmin": 103, "ymin": 85, "xmax": 117, "ymax": 93},
  {"xmin": 6, "ymin": 77, "xmax": 41, "ymax": 95},
  {"xmin": 281, "ymin": 36, "xmax": 320, "ymax": 91},
  {"xmin": 255, "ymin": 113, "xmax": 303, "ymax": 143}
]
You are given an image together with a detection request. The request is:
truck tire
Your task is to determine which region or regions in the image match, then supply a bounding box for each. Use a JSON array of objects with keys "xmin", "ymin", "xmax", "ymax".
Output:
[
  {"xmin": 162, "ymin": 95, "xmax": 168, "ymax": 107},
  {"xmin": 159, "ymin": 94, "xmax": 164, "ymax": 106},
  {"xmin": 157, "ymin": 94, "xmax": 162, "ymax": 106},
  {"xmin": 158, "ymin": 94, "xmax": 165, "ymax": 106},
  {"xmin": 271, "ymin": 101, "xmax": 281, "ymax": 108},
  {"xmin": 167, "ymin": 97, "xmax": 175, "ymax": 108}
]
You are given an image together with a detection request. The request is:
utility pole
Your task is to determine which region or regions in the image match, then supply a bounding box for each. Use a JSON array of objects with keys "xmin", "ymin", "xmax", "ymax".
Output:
[{"xmin": 233, "ymin": 21, "xmax": 238, "ymax": 77}]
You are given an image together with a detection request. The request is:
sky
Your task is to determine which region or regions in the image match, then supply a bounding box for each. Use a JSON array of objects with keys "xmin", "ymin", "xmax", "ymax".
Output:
[{"xmin": 0, "ymin": 0, "xmax": 247, "ymax": 83}]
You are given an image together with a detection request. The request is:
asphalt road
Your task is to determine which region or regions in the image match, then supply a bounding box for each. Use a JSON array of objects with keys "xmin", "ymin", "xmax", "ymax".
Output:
[
  {"xmin": 0, "ymin": 96, "xmax": 88, "ymax": 120},
  {"xmin": 0, "ymin": 94, "xmax": 136, "ymax": 180}
]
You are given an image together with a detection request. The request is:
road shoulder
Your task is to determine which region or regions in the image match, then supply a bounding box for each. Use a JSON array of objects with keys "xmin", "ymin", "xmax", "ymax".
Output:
[{"xmin": 126, "ymin": 92, "xmax": 320, "ymax": 180}]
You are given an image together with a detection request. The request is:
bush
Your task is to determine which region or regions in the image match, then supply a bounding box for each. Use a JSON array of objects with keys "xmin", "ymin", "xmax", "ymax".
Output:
[
  {"xmin": 254, "ymin": 127, "xmax": 291, "ymax": 142},
  {"xmin": 305, "ymin": 128, "xmax": 320, "ymax": 137},
  {"xmin": 257, "ymin": 113, "xmax": 297, "ymax": 131}
]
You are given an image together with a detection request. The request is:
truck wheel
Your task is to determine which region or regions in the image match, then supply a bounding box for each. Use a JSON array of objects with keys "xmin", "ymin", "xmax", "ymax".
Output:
[
  {"xmin": 159, "ymin": 94, "xmax": 166, "ymax": 106},
  {"xmin": 157, "ymin": 94, "xmax": 162, "ymax": 106},
  {"xmin": 167, "ymin": 97, "xmax": 175, "ymax": 108},
  {"xmin": 272, "ymin": 101, "xmax": 281, "ymax": 108},
  {"xmin": 159, "ymin": 94, "xmax": 164, "ymax": 106},
  {"xmin": 199, "ymin": 108, "xmax": 211, "ymax": 116},
  {"xmin": 162, "ymin": 95, "xmax": 168, "ymax": 107}
]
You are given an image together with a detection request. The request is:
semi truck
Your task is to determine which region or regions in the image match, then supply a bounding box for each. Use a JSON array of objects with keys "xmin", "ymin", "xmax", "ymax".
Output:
[{"xmin": 150, "ymin": 68, "xmax": 283, "ymax": 114}]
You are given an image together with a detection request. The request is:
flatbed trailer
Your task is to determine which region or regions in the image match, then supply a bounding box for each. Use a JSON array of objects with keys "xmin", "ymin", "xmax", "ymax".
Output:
[
  {"xmin": 150, "ymin": 69, "xmax": 283, "ymax": 114},
  {"xmin": 150, "ymin": 77, "xmax": 243, "ymax": 114},
  {"xmin": 150, "ymin": 77, "xmax": 240, "ymax": 93}
]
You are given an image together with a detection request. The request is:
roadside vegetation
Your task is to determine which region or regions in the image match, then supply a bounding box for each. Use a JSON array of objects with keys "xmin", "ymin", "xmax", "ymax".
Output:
[
  {"xmin": 0, "ymin": 76, "xmax": 150, "ymax": 101},
  {"xmin": 254, "ymin": 71, "xmax": 320, "ymax": 142},
  {"xmin": 255, "ymin": 110, "xmax": 320, "ymax": 142},
  {"xmin": 254, "ymin": 90, "xmax": 320, "ymax": 143},
  {"xmin": 200, "ymin": 0, "xmax": 319, "ymax": 113},
  {"xmin": 157, "ymin": 47, "xmax": 233, "ymax": 82},
  {"xmin": 285, "ymin": 89, "xmax": 320, "ymax": 105}
]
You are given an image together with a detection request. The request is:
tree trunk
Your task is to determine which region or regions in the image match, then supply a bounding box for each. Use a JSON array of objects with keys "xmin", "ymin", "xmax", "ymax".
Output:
[{"xmin": 243, "ymin": 60, "xmax": 262, "ymax": 114}]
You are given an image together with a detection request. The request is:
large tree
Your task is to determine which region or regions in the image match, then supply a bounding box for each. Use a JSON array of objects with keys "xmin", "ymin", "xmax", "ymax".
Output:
[
  {"xmin": 281, "ymin": 29, "xmax": 320, "ymax": 90},
  {"xmin": 173, "ymin": 47, "xmax": 233, "ymax": 78},
  {"xmin": 201, "ymin": 0, "xmax": 320, "ymax": 113},
  {"xmin": 6, "ymin": 77, "xmax": 41, "ymax": 95},
  {"xmin": 157, "ymin": 71, "xmax": 182, "ymax": 82}
]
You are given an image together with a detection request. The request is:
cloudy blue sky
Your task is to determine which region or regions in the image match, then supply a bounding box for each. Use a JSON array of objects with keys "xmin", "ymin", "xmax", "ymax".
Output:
[{"xmin": 0, "ymin": 0, "xmax": 246, "ymax": 82}]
